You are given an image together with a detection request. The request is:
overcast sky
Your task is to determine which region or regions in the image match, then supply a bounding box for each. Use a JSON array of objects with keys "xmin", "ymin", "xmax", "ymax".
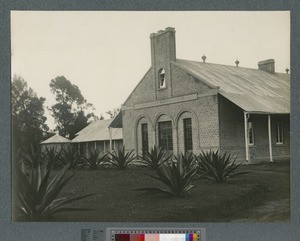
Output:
[{"xmin": 11, "ymin": 11, "xmax": 290, "ymax": 130}]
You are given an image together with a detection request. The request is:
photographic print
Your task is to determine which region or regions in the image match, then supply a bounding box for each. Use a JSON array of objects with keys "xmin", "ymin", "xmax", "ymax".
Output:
[{"xmin": 11, "ymin": 11, "xmax": 290, "ymax": 222}]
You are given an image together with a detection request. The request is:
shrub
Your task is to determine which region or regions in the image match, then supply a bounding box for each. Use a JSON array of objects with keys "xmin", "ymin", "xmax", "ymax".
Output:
[
  {"xmin": 41, "ymin": 147, "xmax": 62, "ymax": 169},
  {"xmin": 82, "ymin": 149, "xmax": 108, "ymax": 170},
  {"xmin": 59, "ymin": 146, "xmax": 84, "ymax": 169},
  {"xmin": 175, "ymin": 152, "xmax": 198, "ymax": 171},
  {"xmin": 139, "ymin": 145, "xmax": 172, "ymax": 169},
  {"xmin": 108, "ymin": 147, "xmax": 135, "ymax": 169},
  {"xmin": 136, "ymin": 155, "xmax": 197, "ymax": 197},
  {"xmin": 196, "ymin": 150, "xmax": 247, "ymax": 183},
  {"xmin": 18, "ymin": 145, "xmax": 44, "ymax": 177},
  {"xmin": 15, "ymin": 153, "xmax": 94, "ymax": 221}
]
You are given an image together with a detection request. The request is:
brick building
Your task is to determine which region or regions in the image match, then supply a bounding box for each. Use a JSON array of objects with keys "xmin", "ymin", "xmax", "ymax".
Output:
[{"xmin": 121, "ymin": 27, "xmax": 290, "ymax": 163}]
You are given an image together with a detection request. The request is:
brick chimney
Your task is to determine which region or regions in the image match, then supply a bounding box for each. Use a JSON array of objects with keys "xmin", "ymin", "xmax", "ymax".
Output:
[
  {"xmin": 258, "ymin": 59, "xmax": 275, "ymax": 74},
  {"xmin": 150, "ymin": 27, "xmax": 176, "ymax": 99},
  {"xmin": 150, "ymin": 27, "xmax": 176, "ymax": 67}
]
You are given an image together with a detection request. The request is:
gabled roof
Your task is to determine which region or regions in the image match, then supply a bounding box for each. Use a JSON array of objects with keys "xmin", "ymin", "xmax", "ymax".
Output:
[
  {"xmin": 109, "ymin": 111, "xmax": 122, "ymax": 128},
  {"xmin": 72, "ymin": 119, "xmax": 123, "ymax": 143},
  {"xmin": 40, "ymin": 133, "xmax": 71, "ymax": 144},
  {"xmin": 172, "ymin": 59, "xmax": 290, "ymax": 114}
]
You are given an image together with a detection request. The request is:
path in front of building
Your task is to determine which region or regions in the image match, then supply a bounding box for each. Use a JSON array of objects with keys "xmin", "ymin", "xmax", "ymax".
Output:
[
  {"xmin": 231, "ymin": 199, "xmax": 290, "ymax": 222},
  {"xmin": 230, "ymin": 161, "xmax": 290, "ymax": 222}
]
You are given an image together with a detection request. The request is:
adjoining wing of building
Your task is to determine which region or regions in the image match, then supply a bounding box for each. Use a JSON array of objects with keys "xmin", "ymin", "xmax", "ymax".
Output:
[
  {"xmin": 121, "ymin": 27, "xmax": 290, "ymax": 163},
  {"xmin": 71, "ymin": 118, "xmax": 123, "ymax": 156},
  {"xmin": 40, "ymin": 133, "xmax": 72, "ymax": 152},
  {"xmin": 41, "ymin": 115, "xmax": 123, "ymax": 157}
]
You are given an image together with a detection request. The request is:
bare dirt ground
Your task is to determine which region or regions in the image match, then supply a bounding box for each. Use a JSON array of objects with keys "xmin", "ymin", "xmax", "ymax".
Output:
[
  {"xmin": 228, "ymin": 161, "xmax": 290, "ymax": 222},
  {"xmin": 232, "ymin": 199, "xmax": 290, "ymax": 222}
]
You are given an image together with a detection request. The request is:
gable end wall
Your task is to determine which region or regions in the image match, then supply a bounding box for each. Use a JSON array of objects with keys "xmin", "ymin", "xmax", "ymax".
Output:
[{"xmin": 171, "ymin": 64, "xmax": 212, "ymax": 97}]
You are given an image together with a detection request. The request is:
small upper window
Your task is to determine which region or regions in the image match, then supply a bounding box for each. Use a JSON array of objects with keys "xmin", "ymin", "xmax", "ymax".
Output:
[
  {"xmin": 276, "ymin": 122, "xmax": 283, "ymax": 144},
  {"xmin": 158, "ymin": 68, "xmax": 166, "ymax": 89}
]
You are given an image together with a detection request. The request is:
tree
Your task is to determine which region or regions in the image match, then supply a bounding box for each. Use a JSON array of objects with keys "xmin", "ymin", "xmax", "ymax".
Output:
[
  {"xmin": 49, "ymin": 76, "xmax": 98, "ymax": 139},
  {"xmin": 106, "ymin": 107, "xmax": 120, "ymax": 119},
  {"xmin": 12, "ymin": 75, "xmax": 49, "ymax": 153}
]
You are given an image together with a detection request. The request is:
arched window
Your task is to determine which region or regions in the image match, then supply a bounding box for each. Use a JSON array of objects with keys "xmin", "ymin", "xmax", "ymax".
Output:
[{"xmin": 158, "ymin": 68, "xmax": 166, "ymax": 88}]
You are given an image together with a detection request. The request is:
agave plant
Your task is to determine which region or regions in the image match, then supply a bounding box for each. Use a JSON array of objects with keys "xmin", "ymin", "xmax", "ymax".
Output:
[
  {"xmin": 108, "ymin": 146, "xmax": 135, "ymax": 169},
  {"xmin": 136, "ymin": 155, "xmax": 197, "ymax": 197},
  {"xmin": 15, "ymin": 154, "xmax": 94, "ymax": 221},
  {"xmin": 41, "ymin": 147, "xmax": 62, "ymax": 169},
  {"xmin": 82, "ymin": 149, "xmax": 108, "ymax": 170},
  {"xmin": 176, "ymin": 152, "xmax": 198, "ymax": 171},
  {"xmin": 139, "ymin": 145, "xmax": 173, "ymax": 169},
  {"xmin": 196, "ymin": 150, "xmax": 247, "ymax": 183},
  {"xmin": 20, "ymin": 145, "xmax": 41, "ymax": 167},
  {"xmin": 18, "ymin": 145, "xmax": 44, "ymax": 177},
  {"xmin": 59, "ymin": 146, "xmax": 83, "ymax": 169}
]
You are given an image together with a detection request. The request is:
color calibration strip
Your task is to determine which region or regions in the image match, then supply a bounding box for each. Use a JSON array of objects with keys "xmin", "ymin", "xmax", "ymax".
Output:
[
  {"xmin": 114, "ymin": 233, "xmax": 198, "ymax": 241},
  {"xmin": 109, "ymin": 229, "xmax": 202, "ymax": 241}
]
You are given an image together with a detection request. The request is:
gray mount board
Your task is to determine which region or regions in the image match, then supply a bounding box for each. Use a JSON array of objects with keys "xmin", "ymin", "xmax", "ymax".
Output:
[{"xmin": 1, "ymin": 1, "xmax": 299, "ymax": 241}]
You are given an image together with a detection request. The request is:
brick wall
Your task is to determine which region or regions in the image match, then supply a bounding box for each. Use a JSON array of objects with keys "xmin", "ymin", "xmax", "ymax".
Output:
[
  {"xmin": 124, "ymin": 69, "xmax": 155, "ymax": 106},
  {"xmin": 123, "ymin": 59, "xmax": 221, "ymax": 157},
  {"xmin": 123, "ymin": 95, "xmax": 220, "ymax": 156},
  {"xmin": 218, "ymin": 95, "xmax": 246, "ymax": 159},
  {"xmin": 151, "ymin": 28, "xmax": 176, "ymax": 100},
  {"xmin": 171, "ymin": 64, "xmax": 210, "ymax": 97}
]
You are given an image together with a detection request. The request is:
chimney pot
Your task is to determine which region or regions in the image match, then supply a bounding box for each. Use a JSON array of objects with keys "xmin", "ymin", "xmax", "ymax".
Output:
[
  {"xmin": 285, "ymin": 68, "xmax": 289, "ymax": 74},
  {"xmin": 165, "ymin": 27, "xmax": 175, "ymax": 32},
  {"xmin": 258, "ymin": 59, "xmax": 275, "ymax": 74},
  {"xmin": 235, "ymin": 59, "xmax": 240, "ymax": 67},
  {"xmin": 202, "ymin": 55, "xmax": 206, "ymax": 63}
]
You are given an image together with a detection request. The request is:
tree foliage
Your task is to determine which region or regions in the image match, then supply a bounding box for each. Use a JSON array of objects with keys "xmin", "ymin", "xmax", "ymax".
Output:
[
  {"xmin": 49, "ymin": 76, "xmax": 98, "ymax": 139},
  {"xmin": 106, "ymin": 107, "xmax": 120, "ymax": 119},
  {"xmin": 12, "ymin": 75, "xmax": 49, "ymax": 153}
]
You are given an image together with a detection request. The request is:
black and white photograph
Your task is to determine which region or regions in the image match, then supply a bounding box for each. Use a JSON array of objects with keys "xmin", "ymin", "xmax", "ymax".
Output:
[{"xmin": 11, "ymin": 11, "xmax": 290, "ymax": 223}]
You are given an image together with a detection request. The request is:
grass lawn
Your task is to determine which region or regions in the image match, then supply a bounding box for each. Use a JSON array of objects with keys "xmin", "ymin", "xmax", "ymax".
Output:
[{"xmin": 47, "ymin": 160, "xmax": 290, "ymax": 222}]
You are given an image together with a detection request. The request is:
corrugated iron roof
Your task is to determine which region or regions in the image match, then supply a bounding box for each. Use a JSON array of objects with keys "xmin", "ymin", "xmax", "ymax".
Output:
[
  {"xmin": 173, "ymin": 59, "xmax": 290, "ymax": 114},
  {"xmin": 40, "ymin": 133, "xmax": 71, "ymax": 144},
  {"xmin": 109, "ymin": 111, "xmax": 122, "ymax": 128},
  {"xmin": 72, "ymin": 119, "xmax": 123, "ymax": 143}
]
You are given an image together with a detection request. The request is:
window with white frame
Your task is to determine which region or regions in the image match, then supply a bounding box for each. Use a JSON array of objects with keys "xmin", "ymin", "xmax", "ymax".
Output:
[
  {"xmin": 248, "ymin": 122, "xmax": 254, "ymax": 145},
  {"xmin": 276, "ymin": 122, "xmax": 283, "ymax": 144},
  {"xmin": 158, "ymin": 68, "xmax": 166, "ymax": 89}
]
